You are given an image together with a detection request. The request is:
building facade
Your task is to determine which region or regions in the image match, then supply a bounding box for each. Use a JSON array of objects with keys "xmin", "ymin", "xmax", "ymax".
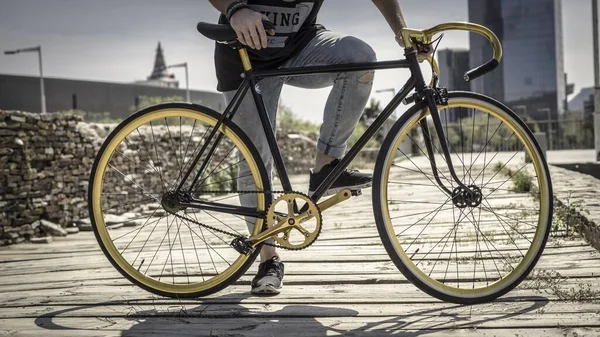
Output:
[
  {"xmin": 468, "ymin": 0, "xmax": 565, "ymax": 121},
  {"xmin": 0, "ymin": 42, "xmax": 224, "ymax": 118},
  {"xmin": 0, "ymin": 74, "xmax": 224, "ymax": 119},
  {"xmin": 437, "ymin": 49, "xmax": 470, "ymax": 123}
]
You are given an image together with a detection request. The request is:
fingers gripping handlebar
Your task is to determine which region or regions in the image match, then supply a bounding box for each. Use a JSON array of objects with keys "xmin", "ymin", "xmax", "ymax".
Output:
[{"xmin": 401, "ymin": 22, "xmax": 503, "ymax": 82}]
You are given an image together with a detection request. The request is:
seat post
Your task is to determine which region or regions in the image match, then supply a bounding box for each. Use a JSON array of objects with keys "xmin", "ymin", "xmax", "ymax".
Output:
[{"xmin": 238, "ymin": 48, "xmax": 252, "ymax": 71}]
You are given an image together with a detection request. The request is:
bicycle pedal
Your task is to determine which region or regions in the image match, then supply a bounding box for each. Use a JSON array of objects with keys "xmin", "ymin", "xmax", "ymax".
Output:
[
  {"xmin": 230, "ymin": 237, "xmax": 255, "ymax": 255},
  {"xmin": 350, "ymin": 189, "xmax": 362, "ymax": 196}
]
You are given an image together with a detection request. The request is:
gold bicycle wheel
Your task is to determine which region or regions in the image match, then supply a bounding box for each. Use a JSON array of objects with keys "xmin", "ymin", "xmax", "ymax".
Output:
[
  {"xmin": 88, "ymin": 103, "xmax": 270, "ymax": 297},
  {"xmin": 373, "ymin": 92, "xmax": 552, "ymax": 304}
]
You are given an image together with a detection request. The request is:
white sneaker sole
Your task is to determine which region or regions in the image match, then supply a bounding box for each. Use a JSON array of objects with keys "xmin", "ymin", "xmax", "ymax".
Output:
[
  {"xmin": 308, "ymin": 182, "xmax": 372, "ymax": 198},
  {"xmin": 251, "ymin": 282, "xmax": 282, "ymax": 295}
]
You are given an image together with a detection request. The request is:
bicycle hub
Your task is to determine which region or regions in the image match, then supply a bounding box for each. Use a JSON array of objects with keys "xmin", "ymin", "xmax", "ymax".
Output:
[
  {"xmin": 161, "ymin": 191, "xmax": 187, "ymax": 213},
  {"xmin": 451, "ymin": 185, "xmax": 483, "ymax": 208}
]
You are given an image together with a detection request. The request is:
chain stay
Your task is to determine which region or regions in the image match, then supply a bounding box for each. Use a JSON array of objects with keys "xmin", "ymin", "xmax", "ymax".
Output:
[{"xmin": 174, "ymin": 189, "xmax": 312, "ymax": 250}]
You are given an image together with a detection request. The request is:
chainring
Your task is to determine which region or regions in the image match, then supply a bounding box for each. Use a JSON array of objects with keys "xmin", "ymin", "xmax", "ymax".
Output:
[{"xmin": 266, "ymin": 192, "xmax": 322, "ymax": 250}]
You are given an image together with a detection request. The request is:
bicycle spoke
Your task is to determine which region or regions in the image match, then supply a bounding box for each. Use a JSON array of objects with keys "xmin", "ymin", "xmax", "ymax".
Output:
[
  {"xmin": 416, "ymin": 215, "xmax": 460, "ymax": 269},
  {"xmin": 201, "ymin": 210, "xmax": 243, "ymax": 237},
  {"xmin": 462, "ymin": 208, "xmax": 513, "ymax": 273},
  {"xmin": 407, "ymin": 133, "xmax": 456, "ymax": 187},
  {"xmin": 482, "ymin": 159, "xmax": 529, "ymax": 196},
  {"xmin": 149, "ymin": 121, "xmax": 170, "ymax": 189},
  {"xmin": 396, "ymin": 197, "xmax": 452, "ymax": 236},
  {"xmin": 107, "ymin": 164, "xmax": 161, "ymax": 202},
  {"xmin": 134, "ymin": 129, "xmax": 168, "ymax": 192},
  {"xmin": 174, "ymin": 123, "xmax": 212, "ymax": 190},
  {"xmin": 404, "ymin": 201, "xmax": 452, "ymax": 252},
  {"xmin": 175, "ymin": 217, "xmax": 190, "ymax": 284},
  {"xmin": 479, "ymin": 204, "xmax": 539, "ymax": 230},
  {"xmin": 164, "ymin": 118, "xmax": 183, "ymax": 187},
  {"xmin": 198, "ymin": 145, "xmax": 237, "ymax": 184},
  {"xmin": 121, "ymin": 138, "xmax": 166, "ymax": 193},
  {"xmin": 394, "ymin": 149, "xmax": 452, "ymax": 197},
  {"xmin": 182, "ymin": 215, "xmax": 205, "ymax": 282},
  {"xmin": 468, "ymin": 108, "xmax": 476, "ymax": 185},
  {"xmin": 158, "ymin": 213, "xmax": 179, "ymax": 283},
  {"xmin": 390, "ymin": 206, "xmax": 454, "ymax": 221},
  {"xmin": 116, "ymin": 209, "xmax": 160, "ymax": 251},
  {"xmin": 470, "ymin": 132, "xmax": 518, "ymax": 184},
  {"xmin": 144, "ymin": 214, "xmax": 178, "ymax": 276}
]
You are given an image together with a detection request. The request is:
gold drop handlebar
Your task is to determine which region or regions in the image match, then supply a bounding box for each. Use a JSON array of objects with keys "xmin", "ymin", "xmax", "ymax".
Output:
[{"xmin": 401, "ymin": 21, "xmax": 503, "ymax": 82}]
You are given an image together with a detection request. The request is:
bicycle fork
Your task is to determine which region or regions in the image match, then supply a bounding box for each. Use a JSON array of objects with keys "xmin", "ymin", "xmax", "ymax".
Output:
[{"xmin": 420, "ymin": 89, "xmax": 482, "ymax": 207}]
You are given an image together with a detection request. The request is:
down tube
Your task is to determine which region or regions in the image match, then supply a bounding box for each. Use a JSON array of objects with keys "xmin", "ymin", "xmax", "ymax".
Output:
[{"xmin": 310, "ymin": 76, "xmax": 416, "ymax": 200}]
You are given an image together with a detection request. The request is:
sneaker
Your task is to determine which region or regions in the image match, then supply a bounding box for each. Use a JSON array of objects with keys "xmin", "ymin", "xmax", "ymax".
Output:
[
  {"xmin": 309, "ymin": 159, "xmax": 372, "ymax": 196},
  {"xmin": 251, "ymin": 256, "xmax": 284, "ymax": 295}
]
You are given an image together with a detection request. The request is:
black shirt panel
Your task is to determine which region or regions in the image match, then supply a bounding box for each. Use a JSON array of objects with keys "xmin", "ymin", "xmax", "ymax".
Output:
[{"xmin": 214, "ymin": 0, "xmax": 325, "ymax": 92}]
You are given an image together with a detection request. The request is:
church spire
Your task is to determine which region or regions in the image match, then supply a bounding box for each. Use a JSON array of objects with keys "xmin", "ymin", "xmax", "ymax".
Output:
[
  {"xmin": 148, "ymin": 42, "xmax": 169, "ymax": 80},
  {"xmin": 137, "ymin": 41, "xmax": 179, "ymax": 88}
]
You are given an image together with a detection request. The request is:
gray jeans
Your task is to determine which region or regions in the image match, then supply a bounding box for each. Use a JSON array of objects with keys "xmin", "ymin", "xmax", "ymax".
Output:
[{"xmin": 223, "ymin": 31, "xmax": 376, "ymax": 229}]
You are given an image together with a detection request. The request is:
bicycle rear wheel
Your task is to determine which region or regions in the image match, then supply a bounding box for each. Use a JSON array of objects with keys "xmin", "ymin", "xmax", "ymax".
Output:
[
  {"xmin": 88, "ymin": 103, "xmax": 270, "ymax": 298},
  {"xmin": 373, "ymin": 92, "xmax": 552, "ymax": 304}
]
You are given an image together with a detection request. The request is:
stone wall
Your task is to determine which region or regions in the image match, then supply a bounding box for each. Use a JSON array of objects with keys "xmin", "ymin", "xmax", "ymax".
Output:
[
  {"xmin": 0, "ymin": 111, "xmax": 98, "ymax": 244},
  {"xmin": 0, "ymin": 110, "xmax": 320, "ymax": 245}
]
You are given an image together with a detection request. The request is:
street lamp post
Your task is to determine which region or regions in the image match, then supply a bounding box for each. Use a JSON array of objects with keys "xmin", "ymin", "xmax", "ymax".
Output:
[
  {"xmin": 167, "ymin": 62, "xmax": 190, "ymax": 103},
  {"xmin": 4, "ymin": 46, "xmax": 46, "ymax": 113},
  {"xmin": 593, "ymin": 0, "xmax": 600, "ymax": 161},
  {"xmin": 539, "ymin": 108, "xmax": 553, "ymax": 150}
]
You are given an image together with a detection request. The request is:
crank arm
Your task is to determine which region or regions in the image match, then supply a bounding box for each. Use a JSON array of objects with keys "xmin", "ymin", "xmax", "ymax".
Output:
[
  {"xmin": 245, "ymin": 189, "xmax": 354, "ymax": 248},
  {"xmin": 316, "ymin": 189, "xmax": 354, "ymax": 213},
  {"xmin": 247, "ymin": 210, "xmax": 314, "ymax": 247}
]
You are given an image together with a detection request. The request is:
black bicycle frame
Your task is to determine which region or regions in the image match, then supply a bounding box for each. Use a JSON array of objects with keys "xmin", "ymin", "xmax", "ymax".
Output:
[{"xmin": 175, "ymin": 48, "xmax": 468, "ymax": 219}]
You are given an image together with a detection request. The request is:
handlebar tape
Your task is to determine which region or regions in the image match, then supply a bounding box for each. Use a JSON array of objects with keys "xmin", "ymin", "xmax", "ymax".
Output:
[{"xmin": 464, "ymin": 59, "xmax": 499, "ymax": 82}]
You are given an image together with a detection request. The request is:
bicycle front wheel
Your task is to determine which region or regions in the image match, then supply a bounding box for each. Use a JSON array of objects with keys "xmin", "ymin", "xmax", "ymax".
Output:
[
  {"xmin": 373, "ymin": 92, "xmax": 552, "ymax": 304},
  {"xmin": 88, "ymin": 103, "xmax": 270, "ymax": 298}
]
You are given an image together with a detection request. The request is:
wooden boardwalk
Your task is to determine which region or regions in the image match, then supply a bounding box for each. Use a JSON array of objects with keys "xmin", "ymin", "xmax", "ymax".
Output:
[{"xmin": 1, "ymin": 170, "xmax": 600, "ymax": 337}]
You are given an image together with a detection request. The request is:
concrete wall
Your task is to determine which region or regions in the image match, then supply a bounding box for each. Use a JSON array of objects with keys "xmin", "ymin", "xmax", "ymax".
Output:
[{"xmin": 0, "ymin": 74, "xmax": 225, "ymax": 118}]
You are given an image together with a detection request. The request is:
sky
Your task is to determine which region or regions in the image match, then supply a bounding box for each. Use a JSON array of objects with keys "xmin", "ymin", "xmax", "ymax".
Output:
[{"xmin": 0, "ymin": 0, "xmax": 597, "ymax": 123}]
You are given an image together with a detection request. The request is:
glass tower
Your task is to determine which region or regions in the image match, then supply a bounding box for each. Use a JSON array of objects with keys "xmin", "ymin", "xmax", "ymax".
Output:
[
  {"xmin": 468, "ymin": 0, "xmax": 565, "ymax": 120},
  {"xmin": 438, "ymin": 49, "xmax": 470, "ymax": 123}
]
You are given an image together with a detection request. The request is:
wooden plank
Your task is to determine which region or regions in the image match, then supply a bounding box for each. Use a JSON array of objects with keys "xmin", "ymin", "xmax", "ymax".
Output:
[
  {"xmin": 0, "ymin": 298, "xmax": 598, "ymax": 318},
  {"xmin": 1, "ymin": 245, "xmax": 598, "ymax": 278},
  {"xmin": 2, "ymin": 279, "xmax": 600, "ymax": 307},
  {"xmin": 1, "ymin": 256, "xmax": 599, "ymax": 287},
  {"xmin": 2, "ymin": 317, "xmax": 599, "ymax": 337}
]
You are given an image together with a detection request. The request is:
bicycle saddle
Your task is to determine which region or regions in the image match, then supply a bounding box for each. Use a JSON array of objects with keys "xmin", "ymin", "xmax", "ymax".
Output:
[{"xmin": 197, "ymin": 21, "xmax": 275, "ymax": 43}]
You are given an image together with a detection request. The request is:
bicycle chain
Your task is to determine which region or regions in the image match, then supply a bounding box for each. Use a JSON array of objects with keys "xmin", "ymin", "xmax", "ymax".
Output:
[{"xmin": 171, "ymin": 189, "xmax": 317, "ymax": 251}]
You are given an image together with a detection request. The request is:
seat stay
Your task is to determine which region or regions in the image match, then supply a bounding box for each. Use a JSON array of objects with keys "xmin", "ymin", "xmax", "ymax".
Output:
[{"xmin": 176, "ymin": 81, "xmax": 250, "ymax": 192}]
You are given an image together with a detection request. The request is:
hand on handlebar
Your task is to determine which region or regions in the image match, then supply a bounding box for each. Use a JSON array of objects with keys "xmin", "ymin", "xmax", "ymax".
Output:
[
  {"xmin": 230, "ymin": 9, "xmax": 275, "ymax": 50},
  {"xmin": 396, "ymin": 37, "xmax": 433, "ymax": 63},
  {"xmin": 414, "ymin": 41, "xmax": 434, "ymax": 63}
]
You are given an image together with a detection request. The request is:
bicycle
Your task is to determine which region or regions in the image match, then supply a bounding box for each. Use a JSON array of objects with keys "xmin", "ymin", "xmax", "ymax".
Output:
[{"xmin": 88, "ymin": 21, "xmax": 553, "ymax": 304}]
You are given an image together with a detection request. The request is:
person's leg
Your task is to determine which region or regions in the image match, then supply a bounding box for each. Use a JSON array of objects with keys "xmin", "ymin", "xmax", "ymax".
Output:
[
  {"xmin": 285, "ymin": 31, "xmax": 376, "ymax": 194},
  {"xmin": 286, "ymin": 31, "xmax": 377, "ymax": 171},
  {"xmin": 223, "ymin": 77, "xmax": 283, "ymax": 263}
]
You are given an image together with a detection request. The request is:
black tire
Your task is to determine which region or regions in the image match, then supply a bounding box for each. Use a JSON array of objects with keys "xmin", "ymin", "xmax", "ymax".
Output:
[
  {"xmin": 373, "ymin": 92, "xmax": 553, "ymax": 304},
  {"xmin": 88, "ymin": 102, "xmax": 271, "ymax": 298}
]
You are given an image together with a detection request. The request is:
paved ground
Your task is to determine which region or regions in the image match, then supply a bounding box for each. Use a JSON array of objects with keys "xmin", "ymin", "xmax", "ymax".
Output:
[
  {"xmin": 546, "ymin": 149, "xmax": 597, "ymax": 165},
  {"xmin": 1, "ymin": 155, "xmax": 600, "ymax": 336}
]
